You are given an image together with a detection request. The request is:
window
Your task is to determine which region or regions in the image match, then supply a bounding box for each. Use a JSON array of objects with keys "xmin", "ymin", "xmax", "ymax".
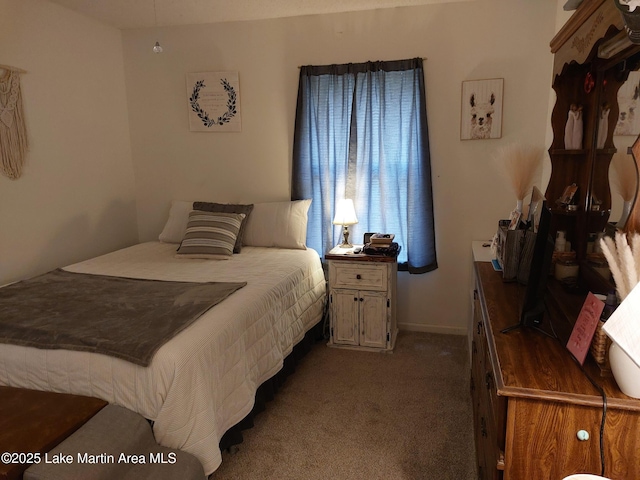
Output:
[{"xmin": 292, "ymin": 58, "xmax": 437, "ymax": 273}]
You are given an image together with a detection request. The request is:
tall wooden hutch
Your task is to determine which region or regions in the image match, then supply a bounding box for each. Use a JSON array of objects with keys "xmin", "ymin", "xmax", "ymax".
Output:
[
  {"xmin": 470, "ymin": 1, "xmax": 640, "ymax": 479},
  {"xmin": 547, "ymin": 0, "xmax": 640, "ymax": 278}
]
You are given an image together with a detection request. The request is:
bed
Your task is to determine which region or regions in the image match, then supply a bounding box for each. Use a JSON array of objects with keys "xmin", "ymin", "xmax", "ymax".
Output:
[{"xmin": 0, "ymin": 200, "xmax": 326, "ymax": 475}]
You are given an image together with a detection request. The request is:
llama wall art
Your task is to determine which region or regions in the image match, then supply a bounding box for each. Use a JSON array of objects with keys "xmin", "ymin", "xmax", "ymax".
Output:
[{"xmin": 461, "ymin": 78, "xmax": 503, "ymax": 140}]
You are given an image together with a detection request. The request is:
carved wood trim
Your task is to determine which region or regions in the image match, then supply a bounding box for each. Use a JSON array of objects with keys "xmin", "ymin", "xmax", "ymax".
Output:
[
  {"xmin": 551, "ymin": 0, "xmax": 624, "ymax": 78},
  {"xmin": 551, "ymin": 0, "xmax": 609, "ymax": 53}
]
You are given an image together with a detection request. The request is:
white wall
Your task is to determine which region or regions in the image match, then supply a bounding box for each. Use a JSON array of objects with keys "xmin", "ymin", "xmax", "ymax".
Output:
[
  {"xmin": 123, "ymin": 0, "xmax": 557, "ymax": 333},
  {"xmin": 0, "ymin": 0, "xmax": 138, "ymax": 286},
  {"xmin": 0, "ymin": 0, "xmax": 559, "ymax": 334}
]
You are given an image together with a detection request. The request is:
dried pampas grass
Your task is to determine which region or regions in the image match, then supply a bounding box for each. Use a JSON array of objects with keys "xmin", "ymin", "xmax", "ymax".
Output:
[
  {"xmin": 493, "ymin": 144, "xmax": 544, "ymax": 202},
  {"xmin": 610, "ymin": 152, "xmax": 638, "ymax": 202},
  {"xmin": 600, "ymin": 232, "xmax": 640, "ymax": 301}
]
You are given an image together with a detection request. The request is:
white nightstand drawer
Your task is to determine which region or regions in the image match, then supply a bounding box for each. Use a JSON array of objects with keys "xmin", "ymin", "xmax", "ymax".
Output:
[{"xmin": 329, "ymin": 263, "xmax": 388, "ymax": 291}]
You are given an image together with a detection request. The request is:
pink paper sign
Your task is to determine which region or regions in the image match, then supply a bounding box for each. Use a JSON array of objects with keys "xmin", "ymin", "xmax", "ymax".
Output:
[{"xmin": 567, "ymin": 292, "xmax": 605, "ymax": 365}]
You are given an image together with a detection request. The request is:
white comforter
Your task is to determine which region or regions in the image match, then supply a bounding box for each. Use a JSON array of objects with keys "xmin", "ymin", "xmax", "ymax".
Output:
[{"xmin": 0, "ymin": 242, "xmax": 326, "ymax": 475}]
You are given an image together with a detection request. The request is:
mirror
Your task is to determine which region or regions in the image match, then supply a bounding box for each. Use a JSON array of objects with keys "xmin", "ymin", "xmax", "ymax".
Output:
[
  {"xmin": 585, "ymin": 39, "xmax": 640, "ymax": 290},
  {"xmin": 609, "ymin": 147, "xmax": 637, "ymax": 227},
  {"xmin": 610, "ymin": 68, "xmax": 639, "ymax": 227},
  {"xmin": 601, "ymin": 60, "xmax": 640, "ymax": 232}
]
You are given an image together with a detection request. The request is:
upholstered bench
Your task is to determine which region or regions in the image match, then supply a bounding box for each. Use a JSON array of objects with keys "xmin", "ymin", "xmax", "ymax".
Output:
[
  {"xmin": 0, "ymin": 387, "xmax": 108, "ymax": 480},
  {"xmin": 23, "ymin": 404, "xmax": 206, "ymax": 480}
]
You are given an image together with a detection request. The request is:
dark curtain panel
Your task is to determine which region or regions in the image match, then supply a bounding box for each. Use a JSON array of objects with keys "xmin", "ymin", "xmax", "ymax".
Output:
[{"xmin": 292, "ymin": 58, "xmax": 437, "ymax": 273}]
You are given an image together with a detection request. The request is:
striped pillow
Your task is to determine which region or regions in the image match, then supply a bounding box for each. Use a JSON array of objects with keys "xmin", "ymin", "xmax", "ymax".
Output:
[{"xmin": 176, "ymin": 211, "xmax": 246, "ymax": 259}]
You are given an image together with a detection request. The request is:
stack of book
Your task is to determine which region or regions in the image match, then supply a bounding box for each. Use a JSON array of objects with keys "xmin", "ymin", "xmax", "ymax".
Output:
[
  {"xmin": 370, "ymin": 233, "xmax": 394, "ymax": 245},
  {"xmin": 364, "ymin": 234, "xmax": 399, "ymax": 256}
]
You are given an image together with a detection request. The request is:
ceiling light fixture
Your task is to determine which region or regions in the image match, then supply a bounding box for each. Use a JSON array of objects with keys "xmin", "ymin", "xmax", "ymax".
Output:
[{"xmin": 152, "ymin": 0, "xmax": 163, "ymax": 53}]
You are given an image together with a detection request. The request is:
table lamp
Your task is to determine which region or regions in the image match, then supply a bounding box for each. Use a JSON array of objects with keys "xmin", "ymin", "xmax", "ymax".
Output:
[{"xmin": 333, "ymin": 199, "xmax": 358, "ymax": 248}]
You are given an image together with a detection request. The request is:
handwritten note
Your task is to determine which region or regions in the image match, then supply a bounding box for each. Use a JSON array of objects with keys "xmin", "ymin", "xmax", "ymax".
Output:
[{"xmin": 567, "ymin": 292, "xmax": 605, "ymax": 365}]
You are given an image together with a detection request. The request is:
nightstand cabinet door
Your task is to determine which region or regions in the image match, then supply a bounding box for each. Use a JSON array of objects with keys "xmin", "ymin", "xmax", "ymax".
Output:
[
  {"xmin": 360, "ymin": 291, "xmax": 388, "ymax": 349},
  {"xmin": 331, "ymin": 289, "xmax": 360, "ymax": 346}
]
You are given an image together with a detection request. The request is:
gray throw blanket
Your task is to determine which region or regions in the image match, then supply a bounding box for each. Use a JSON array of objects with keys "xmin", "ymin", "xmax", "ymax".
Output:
[{"xmin": 0, "ymin": 269, "xmax": 246, "ymax": 366}]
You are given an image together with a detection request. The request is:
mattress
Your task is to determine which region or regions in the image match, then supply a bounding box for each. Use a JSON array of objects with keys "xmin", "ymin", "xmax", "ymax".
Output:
[{"xmin": 0, "ymin": 242, "xmax": 326, "ymax": 475}]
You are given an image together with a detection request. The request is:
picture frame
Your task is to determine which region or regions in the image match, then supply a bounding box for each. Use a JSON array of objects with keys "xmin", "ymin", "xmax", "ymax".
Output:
[
  {"xmin": 460, "ymin": 78, "xmax": 504, "ymax": 140},
  {"xmin": 508, "ymin": 209, "xmax": 521, "ymax": 230},
  {"xmin": 186, "ymin": 71, "xmax": 241, "ymax": 132},
  {"xmin": 559, "ymin": 183, "xmax": 578, "ymax": 206}
]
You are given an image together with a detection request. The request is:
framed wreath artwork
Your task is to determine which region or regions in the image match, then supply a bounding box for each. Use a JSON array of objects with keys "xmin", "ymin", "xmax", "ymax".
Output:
[{"xmin": 186, "ymin": 71, "xmax": 241, "ymax": 132}]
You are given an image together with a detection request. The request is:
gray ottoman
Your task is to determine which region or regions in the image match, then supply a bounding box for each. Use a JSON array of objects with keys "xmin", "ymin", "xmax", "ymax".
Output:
[{"xmin": 24, "ymin": 405, "xmax": 206, "ymax": 480}]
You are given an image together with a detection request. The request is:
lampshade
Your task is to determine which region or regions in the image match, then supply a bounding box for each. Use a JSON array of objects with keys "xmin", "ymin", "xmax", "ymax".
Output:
[{"xmin": 332, "ymin": 199, "xmax": 358, "ymax": 226}]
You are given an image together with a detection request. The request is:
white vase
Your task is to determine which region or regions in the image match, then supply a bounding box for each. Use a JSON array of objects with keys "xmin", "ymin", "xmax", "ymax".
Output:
[
  {"xmin": 562, "ymin": 475, "xmax": 610, "ymax": 480},
  {"xmin": 516, "ymin": 199, "xmax": 523, "ymax": 213},
  {"xmin": 609, "ymin": 342, "xmax": 640, "ymax": 399}
]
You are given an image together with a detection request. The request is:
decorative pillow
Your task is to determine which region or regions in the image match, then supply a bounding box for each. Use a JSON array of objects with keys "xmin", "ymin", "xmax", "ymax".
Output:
[
  {"xmin": 158, "ymin": 200, "xmax": 193, "ymax": 244},
  {"xmin": 192, "ymin": 202, "xmax": 254, "ymax": 253},
  {"xmin": 243, "ymin": 199, "xmax": 311, "ymax": 250},
  {"xmin": 175, "ymin": 211, "xmax": 246, "ymax": 259}
]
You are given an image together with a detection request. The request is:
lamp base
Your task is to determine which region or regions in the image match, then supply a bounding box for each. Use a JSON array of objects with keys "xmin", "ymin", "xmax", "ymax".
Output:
[{"xmin": 339, "ymin": 225, "xmax": 353, "ymax": 248}]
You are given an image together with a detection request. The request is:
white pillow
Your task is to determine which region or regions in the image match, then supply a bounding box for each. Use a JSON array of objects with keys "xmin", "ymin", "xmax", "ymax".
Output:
[
  {"xmin": 158, "ymin": 200, "xmax": 192, "ymax": 243},
  {"xmin": 243, "ymin": 200, "xmax": 311, "ymax": 249}
]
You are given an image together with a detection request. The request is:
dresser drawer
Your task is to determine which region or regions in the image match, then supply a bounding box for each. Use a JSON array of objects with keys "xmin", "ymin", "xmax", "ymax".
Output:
[{"xmin": 329, "ymin": 262, "xmax": 388, "ymax": 291}]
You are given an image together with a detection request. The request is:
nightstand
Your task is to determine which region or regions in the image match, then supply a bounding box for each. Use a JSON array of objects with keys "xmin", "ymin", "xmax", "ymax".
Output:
[{"xmin": 325, "ymin": 245, "xmax": 398, "ymax": 352}]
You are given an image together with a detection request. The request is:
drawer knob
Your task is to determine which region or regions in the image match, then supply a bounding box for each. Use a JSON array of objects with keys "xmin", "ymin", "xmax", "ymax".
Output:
[
  {"xmin": 356, "ymin": 274, "xmax": 362, "ymax": 279},
  {"xmin": 576, "ymin": 430, "xmax": 590, "ymax": 441}
]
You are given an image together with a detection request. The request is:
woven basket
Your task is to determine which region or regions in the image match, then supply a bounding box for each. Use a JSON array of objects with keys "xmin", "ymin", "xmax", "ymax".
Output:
[{"xmin": 590, "ymin": 320, "xmax": 612, "ymax": 373}]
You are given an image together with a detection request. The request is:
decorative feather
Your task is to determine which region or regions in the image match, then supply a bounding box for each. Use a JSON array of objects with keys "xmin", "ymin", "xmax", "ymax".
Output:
[
  {"xmin": 492, "ymin": 144, "xmax": 544, "ymax": 202},
  {"xmin": 610, "ymin": 152, "xmax": 638, "ymax": 202}
]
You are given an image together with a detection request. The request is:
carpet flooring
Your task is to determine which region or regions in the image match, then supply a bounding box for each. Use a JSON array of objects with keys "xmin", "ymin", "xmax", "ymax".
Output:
[{"xmin": 211, "ymin": 331, "xmax": 478, "ymax": 479}]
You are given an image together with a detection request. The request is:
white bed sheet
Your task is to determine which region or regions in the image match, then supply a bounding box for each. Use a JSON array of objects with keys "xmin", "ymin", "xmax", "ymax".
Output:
[{"xmin": 0, "ymin": 242, "xmax": 326, "ymax": 475}]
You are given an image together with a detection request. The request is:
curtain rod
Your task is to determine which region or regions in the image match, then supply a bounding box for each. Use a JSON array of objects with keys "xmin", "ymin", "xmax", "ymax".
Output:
[
  {"xmin": 298, "ymin": 57, "xmax": 427, "ymax": 68},
  {"xmin": 0, "ymin": 64, "xmax": 27, "ymax": 73}
]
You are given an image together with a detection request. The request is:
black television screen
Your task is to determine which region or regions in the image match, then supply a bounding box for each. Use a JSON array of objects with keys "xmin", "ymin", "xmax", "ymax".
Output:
[{"xmin": 502, "ymin": 194, "xmax": 555, "ymax": 334}]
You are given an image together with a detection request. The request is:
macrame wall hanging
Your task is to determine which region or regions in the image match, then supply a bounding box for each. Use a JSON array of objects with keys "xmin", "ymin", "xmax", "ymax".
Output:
[{"xmin": 0, "ymin": 65, "xmax": 28, "ymax": 180}]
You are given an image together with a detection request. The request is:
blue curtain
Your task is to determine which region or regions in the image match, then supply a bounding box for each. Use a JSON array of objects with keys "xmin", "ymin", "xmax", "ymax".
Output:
[{"xmin": 292, "ymin": 58, "xmax": 437, "ymax": 273}]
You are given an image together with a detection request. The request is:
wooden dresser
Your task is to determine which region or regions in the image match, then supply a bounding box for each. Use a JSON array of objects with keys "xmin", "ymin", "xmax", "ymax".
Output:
[{"xmin": 471, "ymin": 261, "xmax": 640, "ymax": 480}]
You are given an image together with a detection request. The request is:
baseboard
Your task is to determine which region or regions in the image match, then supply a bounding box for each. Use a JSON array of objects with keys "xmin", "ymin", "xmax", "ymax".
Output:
[{"xmin": 398, "ymin": 322, "xmax": 467, "ymax": 336}]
